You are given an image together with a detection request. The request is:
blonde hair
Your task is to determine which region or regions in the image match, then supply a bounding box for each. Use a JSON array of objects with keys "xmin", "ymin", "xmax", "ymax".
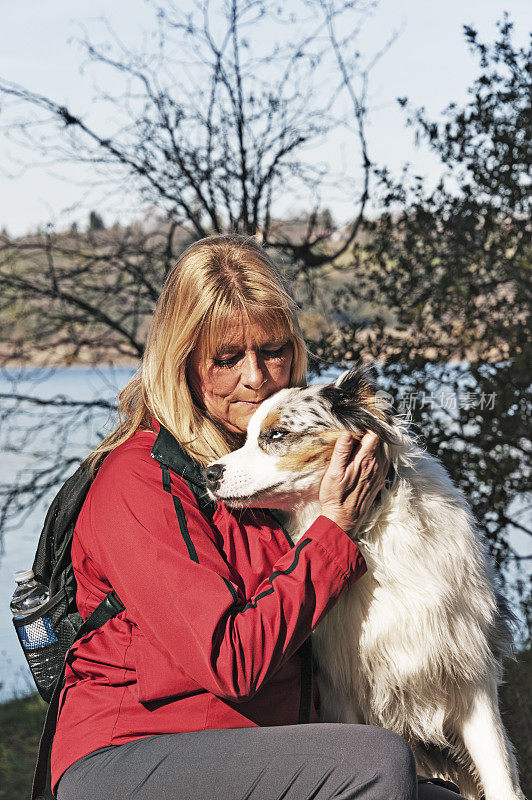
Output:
[{"xmin": 89, "ymin": 234, "xmax": 307, "ymax": 467}]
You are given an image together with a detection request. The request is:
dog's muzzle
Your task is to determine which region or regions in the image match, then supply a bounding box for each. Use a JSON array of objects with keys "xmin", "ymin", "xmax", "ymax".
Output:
[{"xmin": 204, "ymin": 463, "xmax": 225, "ymax": 492}]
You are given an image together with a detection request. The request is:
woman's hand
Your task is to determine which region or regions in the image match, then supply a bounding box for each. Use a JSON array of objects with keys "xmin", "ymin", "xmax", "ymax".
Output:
[{"xmin": 319, "ymin": 431, "xmax": 390, "ymax": 534}]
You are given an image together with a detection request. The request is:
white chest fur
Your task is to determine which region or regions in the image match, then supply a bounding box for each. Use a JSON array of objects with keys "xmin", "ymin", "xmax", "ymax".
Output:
[{"xmin": 280, "ymin": 452, "xmax": 501, "ymax": 749}]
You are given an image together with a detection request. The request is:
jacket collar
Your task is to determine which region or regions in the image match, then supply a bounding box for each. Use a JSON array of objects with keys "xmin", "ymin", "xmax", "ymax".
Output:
[{"xmin": 150, "ymin": 421, "xmax": 206, "ymax": 489}]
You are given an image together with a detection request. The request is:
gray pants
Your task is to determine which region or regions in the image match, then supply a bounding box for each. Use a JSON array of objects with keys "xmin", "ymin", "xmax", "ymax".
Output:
[{"xmin": 56, "ymin": 724, "xmax": 464, "ymax": 800}]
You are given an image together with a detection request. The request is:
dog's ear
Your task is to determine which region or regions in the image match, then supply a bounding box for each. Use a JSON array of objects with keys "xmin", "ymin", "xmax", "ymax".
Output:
[
  {"xmin": 333, "ymin": 365, "xmax": 376, "ymax": 397},
  {"xmin": 321, "ymin": 364, "xmax": 397, "ymax": 444},
  {"xmin": 321, "ymin": 365, "xmax": 376, "ymax": 411}
]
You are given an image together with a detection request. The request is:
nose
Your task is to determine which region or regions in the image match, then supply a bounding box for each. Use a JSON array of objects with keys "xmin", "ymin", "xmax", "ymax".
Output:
[
  {"xmin": 204, "ymin": 463, "xmax": 225, "ymax": 491},
  {"xmin": 241, "ymin": 352, "xmax": 266, "ymax": 390}
]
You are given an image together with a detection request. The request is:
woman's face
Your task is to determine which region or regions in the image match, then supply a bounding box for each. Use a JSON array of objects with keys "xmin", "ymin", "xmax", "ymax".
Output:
[{"xmin": 188, "ymin": 319, "xmax": 294, "ymax": 435}]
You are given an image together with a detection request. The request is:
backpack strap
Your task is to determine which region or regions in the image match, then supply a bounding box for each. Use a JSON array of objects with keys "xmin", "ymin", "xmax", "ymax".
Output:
[
  {"xmin": 31, "ymin": 590, "xmax": 125, "ymax": 800},
  {"xmin": 32, "ymin": 459, "xmax": 102, "ymax": 591}
]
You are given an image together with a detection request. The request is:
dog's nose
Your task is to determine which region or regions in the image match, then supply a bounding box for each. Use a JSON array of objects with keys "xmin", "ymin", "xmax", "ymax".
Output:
[{"xmin": 204, "ymin": 463, "xmax": 225, "ymax": 491}]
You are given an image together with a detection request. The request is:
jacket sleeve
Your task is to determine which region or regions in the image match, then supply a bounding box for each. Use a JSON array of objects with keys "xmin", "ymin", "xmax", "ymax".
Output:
[{"xmin": 78, "ymin": 444, "xmax": 366, "ymax": 704}]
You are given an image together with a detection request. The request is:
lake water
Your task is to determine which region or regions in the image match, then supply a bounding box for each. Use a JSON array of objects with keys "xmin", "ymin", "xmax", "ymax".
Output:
[
  {"xmin": 0, "ymin": 365, "xmax": 530, "ymax": 701},
  {"xmin": 0, "ymin": 366, "xmax": 135, "ymax": 700}
]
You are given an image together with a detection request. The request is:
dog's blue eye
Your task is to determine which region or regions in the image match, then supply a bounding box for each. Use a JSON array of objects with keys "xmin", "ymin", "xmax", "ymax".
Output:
[{"xmin": 269, "ymin": 429, "xmax": 285, "ymax": 440}]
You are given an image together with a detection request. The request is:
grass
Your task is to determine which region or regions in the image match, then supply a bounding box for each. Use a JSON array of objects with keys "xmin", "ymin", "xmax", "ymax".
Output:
[
  {"xmin": 0, "ymin": 652, "xmax": 530, "ymax": 800},
  {"xmin": 0, "ymin": 691, "xmax": 46, "ymax": 800}
]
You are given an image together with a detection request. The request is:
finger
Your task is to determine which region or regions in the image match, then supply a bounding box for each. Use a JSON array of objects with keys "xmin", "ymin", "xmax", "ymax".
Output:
[
  {"xmin": 327, "ymin": 432, "xmax": 354, "ymax": 476},
  {"xmin": 357, "ymin": 430, "xmax": 379, "ymax": 456},
  {"xmin": 343, "ymin": 466, "xmax": 383, "ymax": 509},
  {"xmin": 343, "ymin": 443, "xmax": 386, "ymax": 496},
  {"xmin": 344, "ymin": 431, "xmax": 380, "ymax": 478}
]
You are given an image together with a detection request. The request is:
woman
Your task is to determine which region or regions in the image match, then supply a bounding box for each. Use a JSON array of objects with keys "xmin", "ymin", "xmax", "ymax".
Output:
[{"xmin": 54, "ymin": 234, "xmax": 461, "ymax": 800}]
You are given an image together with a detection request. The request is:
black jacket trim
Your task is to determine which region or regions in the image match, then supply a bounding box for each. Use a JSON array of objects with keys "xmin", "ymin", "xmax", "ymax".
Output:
[
  {"xmin": 268, "ymin": 510, "xmax": 294, "ymax": 549},
  {"xmin": 240, "ymin": 538, "xmax": 311, "ymax": 612},
  {"xmin": 160, "ymin": 464, "xmax": 200, "ymax": 563},
  {"xmin": 151, "ymin": 425, "xmax": 217, "ymax": 520},
  {"xmin": 151, "ymin": 425, "xmax": 205, "ymax": 487},
  {"xmin": 220, "ymin": 575, "xmax": 240, "ymax": 603}
]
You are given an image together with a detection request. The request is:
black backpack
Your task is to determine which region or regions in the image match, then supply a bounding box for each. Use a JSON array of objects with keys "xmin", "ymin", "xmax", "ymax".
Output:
[
  {"xmin": 13, "ymin": 456, "xmax": 125, "ymax": 800},
  {"xmin": 14, "ymin": 457, "xmax": 122, "ymax": 705}
]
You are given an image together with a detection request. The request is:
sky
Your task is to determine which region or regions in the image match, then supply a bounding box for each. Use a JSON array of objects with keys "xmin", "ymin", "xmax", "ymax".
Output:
[{"xmin": 0, "ymin": 0, "xmax": 530, "ymax": 235}]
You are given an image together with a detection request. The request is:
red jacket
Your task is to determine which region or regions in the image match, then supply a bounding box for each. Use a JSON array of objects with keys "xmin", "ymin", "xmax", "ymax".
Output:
[{"xmin": 51, "ymin": 422, "xmax": 367, "ymax": 791}]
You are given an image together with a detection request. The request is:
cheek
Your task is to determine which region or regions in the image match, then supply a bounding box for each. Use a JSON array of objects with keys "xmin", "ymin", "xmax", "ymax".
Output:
[
  {"xmin": 271, "ymin": 355, "xmax": 293, "ymax": 388},
  {"xmin": 201, "ymin": 370, "xmax": 239, "ymax": 402},
  {"xmin": 277, "ymin": 441, "xmax": 333, "ymax": 473},
  {"xmin": 276, "ymin": 431, "xmax": 350, "ymax": 473}
]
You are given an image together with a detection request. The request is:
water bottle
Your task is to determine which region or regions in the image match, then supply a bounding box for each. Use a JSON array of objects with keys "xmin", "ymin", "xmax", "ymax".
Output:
[
  {"xmin": 11, "ymin": 569, "xmax": 49, "ymax": 617},
  {"xmin": 11, "ymin": 569, "xmax": 59, "ymax": 693}
]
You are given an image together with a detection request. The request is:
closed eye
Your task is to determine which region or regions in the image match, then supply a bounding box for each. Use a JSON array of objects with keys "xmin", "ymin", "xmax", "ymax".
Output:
[
  {"xmin": 213, "ymin": 354, "xmax": 240, "ymax": 368},
  {"xmin": 212, "ymin": 343, "xmax": 289, "ymax": 369},
  {"xmin": 260, "ymin": 345, "xmax": 287, "ymax": 359}
]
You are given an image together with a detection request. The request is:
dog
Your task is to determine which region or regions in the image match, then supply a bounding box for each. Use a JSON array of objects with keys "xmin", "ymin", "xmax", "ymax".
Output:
[{"xmin": 205, "ymin": 365, "xmax": 524, "ymax": 800}]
